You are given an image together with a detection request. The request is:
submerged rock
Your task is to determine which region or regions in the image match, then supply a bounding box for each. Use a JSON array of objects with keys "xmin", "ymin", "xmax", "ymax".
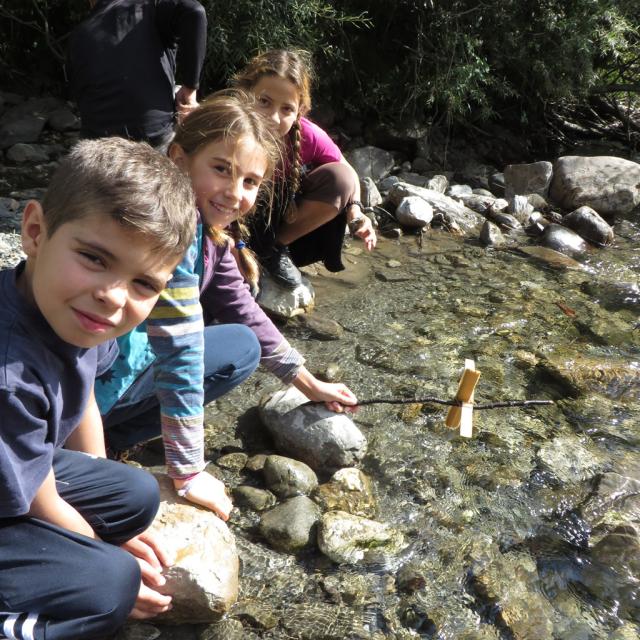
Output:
[
  {"xmin": 317, "ymin": 511, "xmax": 405, "ymax": 565},
  {"xmin": 263, "ymin": 454, "xmax": 318, "ymax": 498},
  {"xmin": 259, "ymin": 387, "xmax": 367, "ymax": 472},
  {"xmin": 480, "ymin": 220, "xmax": 506, "ymax": 247},
  {"xmin": 313, "ymin": 468, "xmax": 377, "ymax": 518}
]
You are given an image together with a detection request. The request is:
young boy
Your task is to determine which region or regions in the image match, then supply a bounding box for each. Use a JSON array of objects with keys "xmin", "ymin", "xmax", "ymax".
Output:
[{"xmin": 0, "ymin": 137, "xmax": 196, "ymax": 640}]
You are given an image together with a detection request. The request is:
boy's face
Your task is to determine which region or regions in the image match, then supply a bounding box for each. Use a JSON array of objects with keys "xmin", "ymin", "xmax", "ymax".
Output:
[{"xmin": 19, "ymin": 201, "xmax": 179, "ymax": 349}]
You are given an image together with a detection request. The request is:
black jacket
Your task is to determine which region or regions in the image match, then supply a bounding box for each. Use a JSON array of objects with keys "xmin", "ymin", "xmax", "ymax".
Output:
[{"xmin": 68, "ymin": 0, "xmax": 207, "ymax": 141}]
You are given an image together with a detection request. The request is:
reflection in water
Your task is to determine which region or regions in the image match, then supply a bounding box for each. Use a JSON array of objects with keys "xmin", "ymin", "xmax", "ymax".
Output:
[{"xmin": 207, "ymin": 222, "xmax": 640, "ymax": 638}]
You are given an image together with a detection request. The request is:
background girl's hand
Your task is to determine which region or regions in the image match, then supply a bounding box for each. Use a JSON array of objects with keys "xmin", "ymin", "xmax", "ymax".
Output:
[
  {"xmin": 292, "ymin": 367, "xmax": 358, "ymax": 413},
  {"xmin": 173, "ymin": 473, "xmax": 233, "ymax": 521},
  {"xmin": 355, "ymin": 216, "xmax": 377, "ymax": 251}
]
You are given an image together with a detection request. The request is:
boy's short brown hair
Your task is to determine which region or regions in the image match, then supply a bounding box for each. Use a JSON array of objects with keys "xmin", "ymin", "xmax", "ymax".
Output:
[{"xmin": 42, "ymin": 137, "xmax": 195, "ymax": 258}]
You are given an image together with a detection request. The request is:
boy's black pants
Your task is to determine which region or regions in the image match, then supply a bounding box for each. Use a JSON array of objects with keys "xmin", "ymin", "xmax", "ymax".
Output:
[{"xmin": 0, "ymin": 449, "xmax": 160, "ymax": 640}]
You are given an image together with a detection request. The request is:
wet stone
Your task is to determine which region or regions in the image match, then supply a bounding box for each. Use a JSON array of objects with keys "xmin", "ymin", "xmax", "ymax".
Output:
[
  {"xmin": 232, "ymin": 486, "xmax": 276, "ymax": 512},
  {"xmin": 199, "ymin": 618, "xmax": 246, "ymax": 640},
  {"xmin": 244, "ymin": 453, "xmax": 268, "ymax": 472},
  {"xmin": 263, "ymin": 454, "xmax": 318, "ymax": 498},
  {"xmin": 313, "ymin": 468, "xmax": 377, "ymax": 518},
  {"xmin": 259, "ymin": 495, "xmax": 321, "ymax": 553},
  {"xmin": 294, "ymin": 312, "xmax": 344, "ymax": 340},
  {"xmin": 115, "ymin": 623, "xmax": 161, "ymax": 640},
  {"xmin": 216, "ymin": 452, "xmax": 248, "ymax": 471},
  {"xmin": 231, "ymin": 600, "xmax": 279, "ymax": 630}
]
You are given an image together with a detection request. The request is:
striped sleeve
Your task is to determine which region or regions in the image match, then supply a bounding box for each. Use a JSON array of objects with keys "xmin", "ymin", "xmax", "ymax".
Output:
[{"xmin": 146, "ymin": 240, "xmax": 205, "ymax": 478}]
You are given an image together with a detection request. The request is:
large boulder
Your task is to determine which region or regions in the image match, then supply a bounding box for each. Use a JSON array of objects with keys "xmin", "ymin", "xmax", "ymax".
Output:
[
  {"xmin": 549, "ymin": 156, "xmax": 640, "ymax": 217},
  {"xmin": 149, "ymin": 473, "xmax": 239, "ymax": 624}
]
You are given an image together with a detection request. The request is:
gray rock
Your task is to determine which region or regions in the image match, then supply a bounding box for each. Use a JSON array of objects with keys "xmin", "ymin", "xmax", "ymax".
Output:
[
  {"xmin": 257, "ymin": 272, "xmax": 315, "ymax": 318},
  {"xmin": 387, "ymin": 182, "xmax": 483, "ymax": 235},
  {"xmin": 149, "ymin": 474, "xmax": 239, "ymax": 624},
  {"xmin": 541, "ymin": 223, "xmax": 588, "ymax": 257},
  {"xmin": 562, "ymin": 205, "xmax": 614, "ymax": 246},
  {"xmin": 294, "ymin": 313, "xmax": 344, "ymax": 340},
  {"xmin": 0, "ymin": 115, "xmax": 46, "ymax": 149},
  {"xmin": 345, "ymin": 146, "xmax": 395, "ymax": 181},
  {"xmin": 232, "ymin": 486, "xmax": 277, "ymax": 511},
  {"xmin": 395, "ymin": 196, "xmax": 433, "ymax": 228},
  {"xmin": 446, "ymin": 184, "xmax": 473, "ymax": 199},
  {"xmin": 377, "ymin": 175, "xmax": 400, "ymax": 192},
  {"xmin": 259, "ymin": 495, "xmax": 321, "ymax": 552},
  {"xmin": 504, "ymin": 160, "xmax": 553, "ymax": 199},
  {"xmin": 259, "ymin": 386, "xmax": 367, "ymax": 472},
  {"xmin": 48, "ymin": 108, "xmax": 80, "ymax": 132},
  {"xmin": 263, "ymin": 455, "xmax": 318, "ymax": 498},
  {"xmin": 480, "ymin": 220, "xmax": 506, "ymax": 247},
  {"xmin": 359, "ymin": 176, "xmax": 382, "ymax": 207},
  {"xmin": 427, "ymin": 174, "xmax": 449, "ymax": 193},
  {"xmin": 6, "ymin": 143, "xmax": 50, "ymax": 164},
  {"xmin": 550, "ymin": 155, "xmax": 640, "ymax": 217},
  {"xmin": 488, "ymin": 172, "xmax": 505, "ymax": 196}
]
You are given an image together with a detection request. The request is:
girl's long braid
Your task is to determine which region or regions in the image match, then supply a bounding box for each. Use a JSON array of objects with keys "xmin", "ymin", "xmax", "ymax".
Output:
[
  {"xmin": 284, "ymin": 118, "xmax": 303, "ymax": 223},
  {"xmin": 228, "ymin": 219, "xmax": 261, "ymax": 291}
]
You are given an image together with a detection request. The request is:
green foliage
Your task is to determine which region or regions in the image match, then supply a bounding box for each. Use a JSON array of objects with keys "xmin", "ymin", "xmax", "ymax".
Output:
[{"xmin": 1, "ymin": 0, "xmax": 638, "ymax": 130}]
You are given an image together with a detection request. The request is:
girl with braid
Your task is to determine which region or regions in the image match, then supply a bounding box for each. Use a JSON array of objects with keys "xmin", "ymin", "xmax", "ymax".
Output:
[
  {"xmin": 233, "ymin": 49, "xmax": 377, "ymax": 290},
  {"xmin": 96, "ymin": 91, "xmax": 358, "ymax": 521}
]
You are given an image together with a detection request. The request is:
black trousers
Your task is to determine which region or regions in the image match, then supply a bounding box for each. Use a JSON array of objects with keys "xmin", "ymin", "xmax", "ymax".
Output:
[{"xmin": 0, "ymin": 449, "xmax": 160, "ymax": 640}]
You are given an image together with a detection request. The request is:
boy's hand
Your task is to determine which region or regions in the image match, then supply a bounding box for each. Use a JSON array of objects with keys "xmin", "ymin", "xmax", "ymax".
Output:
[
  {"xmin": 122, "ymin": 530, "xmax": 174, "ymax": 619},
  {"xmin": 173, "ymin": 473, "xmax": 233, "ymax": 521},
  {"xmin": 129, "ymin": 583, "xmax": 172, "ymax": 619}
]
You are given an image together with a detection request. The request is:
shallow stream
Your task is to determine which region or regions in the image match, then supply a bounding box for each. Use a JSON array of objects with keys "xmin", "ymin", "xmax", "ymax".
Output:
[{"xmin": 193, "ymin": 220, "xmax": 640, "ymax": 640}]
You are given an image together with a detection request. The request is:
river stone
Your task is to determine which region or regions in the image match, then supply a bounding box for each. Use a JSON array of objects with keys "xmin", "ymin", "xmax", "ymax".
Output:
[
  {"xmin": 360, "ymin": 176, "xmax": 382, "ymax": 207},
  {"xmin": 460, "ymin": 193, "xmax": 494, "ymax": 214},
  {"xmin": 427, "ymin": 174, "xmax": 449, "ymax": 193},
  {"xmin": 550, "ymin": 155, "xmax": 640, "ymax": 217},
  {"xmin": 387, "ymin": 182, "xmax": 483, "ymax": 234},
  {"xmin": 541, "ymin": 223, "xmax": 588, "ymax": 256},
  {"xmin": 0, "ymin": 115, "xmax": 47, "ymax": 149},
  {"xmin": 479, "ymin": 220, "xmax": 506, "ymax": 247},
  {"xmin": 581, "ymin": 471, "xmax": 640, "ymax": 529},
  {"xmin": 6, "ymin": 143, "xmax": 50, "ymax": 164},
  {"xmin": 216, "ymin": 452, "xmax": 248, "ymax": 470},
  {"xmin": 562, "ymin": 205, "xmax": 614, "ymax": 246},
  {"xmin": 259, "ymin": 495, "xmax": 321, "ymax": 553},
  {"xmin": 313, "ymin": 468, "xmax": 377, "ymax": 518},
  {"xmin": 257, "ymin": 272, "xmax": 315, "ymax": 318},
  {"xmin": 245, "ymin": 453, "xmax": 268, "ymax": 472},
  {"xmin": 47, "ymin": 107, "xmax": 80, "ymax": 132},
  {"xmin": 149, "ymin": 473, "xmax": 239, "ymax": 623},
  {"xmin": 317, "ymin": 511, "xmax": 405, "ymax": 565},
  {"xmin": 504, "ymin": 160, "xmax": 553, "ymax": 200},
  {"xmin": 263, "ymin": 454, "xmax": 318, "ymax": 498},
  {"xmin": 488, "ymin": 172, "xmax": 505, "ymax": 196},
  {"xmin": 517, "ymin": 246, "xmax": 584, "ymax": 270},
  {"xmin": 446, "ymin": 184, "xmax": 473, "ymax": 199},
  {"xmin": 396, "ymin": 171, "xmax": 432, "ymax": 188},
  {"xmin": 508, "ymin": 194, "xmax": 535, "ymax": 224},
  {"xmin": 537, "ymin": 353, "xmax": 640, "ymax": 398},
  {"xmin": 280, "ymin": 602, "xmax": 367, "ymax": 640},
  {"xmin": 395, "ymin": 196, "xmax": 433, "ymax": 228},
  {"xmin": 294, "ymin": 313, "xmax": 344, "ymax": 340},
  {"xmin": 537, "ymin": 435, "xmax": 602, "ymax": 483},
  {"xmin": 259, "ymin": 386, "xmax": 367, "ymax": 472},
  {"xmin": 232, "ymin": 486, "xmax": 277, "ymax": 512},
  {"xmin": 345, "ymin": 145, "xmax": 395, "ymax": 181},
  {"xmin": 231, "ymin": 600, "xmax": 280, "ymax": 630},
  {"xmin": 200, "ymin": 618, "xmax": 246, "ymax": 640},
  {"xmin": 472, "ymin": 552, "xmax": 555, "ymax": 639},
  {"xmin": 581, "ymin": 524, "xmax": 640, "ymax": 622}
]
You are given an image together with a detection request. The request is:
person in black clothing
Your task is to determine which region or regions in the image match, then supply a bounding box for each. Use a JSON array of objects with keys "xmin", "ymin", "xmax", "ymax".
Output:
[{"xmin": 68, "ymin": 0, "xmax": 207, "ymax": 151}]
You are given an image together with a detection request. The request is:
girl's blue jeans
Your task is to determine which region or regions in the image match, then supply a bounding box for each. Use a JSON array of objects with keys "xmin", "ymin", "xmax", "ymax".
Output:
[{"xmin": 102, "ymin": 323, "xmax": 261, "ymax": 450}]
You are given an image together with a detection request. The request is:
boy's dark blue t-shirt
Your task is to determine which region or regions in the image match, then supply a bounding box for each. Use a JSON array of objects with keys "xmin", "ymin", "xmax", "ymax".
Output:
[{"xmin": 0, "ymin": 264, "xmax": 118, "ymax": 517}]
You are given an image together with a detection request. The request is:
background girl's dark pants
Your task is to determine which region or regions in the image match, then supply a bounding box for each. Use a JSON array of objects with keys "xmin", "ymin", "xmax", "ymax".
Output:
[
  {"xmin": 0, "ymin": 449, "xmax": 160, "ymax": 640},
  {"xmin": 103, "ymin": 324, "xmax": 261, "ymax": 450},
  {"xmin": 248, "ymin": 161, "xmax": 355, "ymax": 273}
]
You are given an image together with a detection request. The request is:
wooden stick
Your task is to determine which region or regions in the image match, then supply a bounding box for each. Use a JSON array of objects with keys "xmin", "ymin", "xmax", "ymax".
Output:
[{"xmin": 303, "ymin": 398, "xmax": 554, "ymax": 409}]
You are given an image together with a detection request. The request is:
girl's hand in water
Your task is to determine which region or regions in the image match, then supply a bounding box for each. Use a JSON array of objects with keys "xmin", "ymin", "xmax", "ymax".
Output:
[
  {"xmin": 354, "ymin": 215, "xmax": 377, "ymax": 251},
  {"xmin": 173, "ymin": 473, "xmax": 233, "ymax": 521},
  {"xmin": 293, "ymin": 367, "xmax": 358, "ymax": 413}
]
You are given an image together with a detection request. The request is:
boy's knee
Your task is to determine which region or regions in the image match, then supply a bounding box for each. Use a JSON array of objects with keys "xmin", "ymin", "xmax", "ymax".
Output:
[{"xmin": 124, "ymin": 467, "xmax": 161, "ymax": 530}]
